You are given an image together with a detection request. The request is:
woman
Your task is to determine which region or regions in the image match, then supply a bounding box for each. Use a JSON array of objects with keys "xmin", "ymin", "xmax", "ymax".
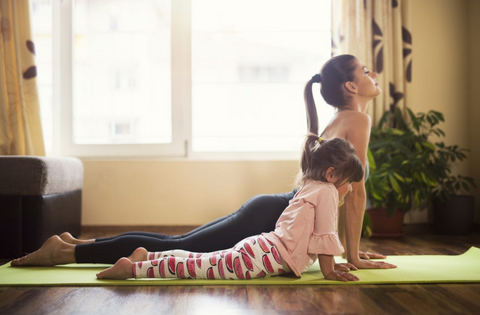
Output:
[{"xmin": 11, "ymin": 54, "xmax": 395, "ymax": 270}]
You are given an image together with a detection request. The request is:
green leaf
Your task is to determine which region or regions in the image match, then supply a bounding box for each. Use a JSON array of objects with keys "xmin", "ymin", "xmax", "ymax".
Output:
[
  {"xmin": 389, "ymin": 129, "xmax": 405, "ymax": 136},
  {"xmin": 415, "ymin": 142, "xmax": 423, "ymax": 152},
  {"xmin": 372, "ymin": 191, "xmax": 383, "ymax": 201},
  {"xmin": 389, "ymin": 175, "xmax": 402, "ymax": 194},
  {"xmin": 422, "ymin": 141, "xmax": 436, "ymax": 151},
  {"xmin": 414, "ymin": 190, "xmax": 421, "ymax": 205},
  {"xmin": 394, "ymin": 107, "xmax": 407, "ymax": 129},
  {"xmin": 427, "ymin": 115, "xmax": 434, "ymax": 126},
  {"xmin": 420, "ymin": 172, "xmax": 436, "ymax": 186},
  {"xmin": 432, "ymin": 110, "xmax": 445, "ymax": 121},
  {"xmin": 414, "ymin": 173, "xmax": 422, "ymax": 182},
  {"xmin": 393, "ymin": 172, "xmax": 405, "ymax": 182},
  {"xmin": 367, "ymin": 149, "xmax": 377, "ymax": 170},
  {"xmin": 377, "ymin": 111, "xmax": 391, "ymax": 129},
  {"xmin": 391, "ymin": 142, "xmax": 412, "ymax": 156},
  {"xmin": 436, "ymin": 129, "xmax": 445, "ymax": 137},
  {"xmin": 407, "ymin": 108, "xmax": 420, "ymax": 131}
]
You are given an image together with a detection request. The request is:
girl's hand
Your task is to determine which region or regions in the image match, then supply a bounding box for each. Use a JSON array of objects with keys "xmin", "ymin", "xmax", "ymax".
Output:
[
  {"xmin": 334, "ymin": 263, "xmax": 358, "ymax": 272},
  {"xmin": 325, "ymin": 270, "xmax": 359, "ymax": 282}
]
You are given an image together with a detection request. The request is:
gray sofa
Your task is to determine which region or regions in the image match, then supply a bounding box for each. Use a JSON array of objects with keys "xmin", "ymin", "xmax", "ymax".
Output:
[{"xmin": 0, "ymin": 156, "xmax": 83, "ymax": 258}]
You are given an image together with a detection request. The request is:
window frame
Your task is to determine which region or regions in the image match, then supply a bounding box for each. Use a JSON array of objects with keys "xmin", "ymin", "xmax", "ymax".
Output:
[
  {"xmin": 47, "ymin": 0, "xmax": 327, "ymax": 160},
  {"xmin": 52, "ymin": 0, "xmax": 190, "ymax": 158}
]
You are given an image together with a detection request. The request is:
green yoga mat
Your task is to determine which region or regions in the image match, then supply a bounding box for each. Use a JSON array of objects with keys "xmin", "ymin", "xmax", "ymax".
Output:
[{"xmin": 1, "ymin": 247, "xmax": 480, "ymax": 286}]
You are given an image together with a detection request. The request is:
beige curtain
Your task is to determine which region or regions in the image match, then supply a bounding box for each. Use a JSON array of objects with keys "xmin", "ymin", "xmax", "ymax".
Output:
[
  {"xmin": 0, "ymin": 0, "xmax": 45, "ymax": 155},
  {"xmin": 332, "ymin": 0, "xmax": 412, "ymax": 123}
]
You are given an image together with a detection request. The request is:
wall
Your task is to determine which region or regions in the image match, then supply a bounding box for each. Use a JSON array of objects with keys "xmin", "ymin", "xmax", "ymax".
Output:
[
  {"xmin": 404, "ymin": 0, "xmax": 478, "ymax": 223},
  {"xmin": 82, "ymin": 160, "xmax": 299, "ymax": 225},
  {"xmin": 467, "ymin": 0, "xmax": 480, "ymax": 223},
  {"xmin": 81, "ymin": 0, "xmax": 480, "ymax": 226}
]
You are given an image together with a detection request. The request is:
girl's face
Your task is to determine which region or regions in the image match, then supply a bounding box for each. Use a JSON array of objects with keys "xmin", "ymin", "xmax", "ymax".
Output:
[
  {"xmin": 325, "ymin": 168, "xmax": 353, "ymax": 201},
  {"xmin": 353, "ymin": 61, "xmax": 381, "ymax": 97},
  {"xmin": 336, "ymin": 179, "xmax": 353, "ymax": 201}
]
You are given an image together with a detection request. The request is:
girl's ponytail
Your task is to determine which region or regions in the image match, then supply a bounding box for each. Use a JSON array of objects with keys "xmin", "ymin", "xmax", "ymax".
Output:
[
  {"xmin": 297, "ymin": 136, "xmax": 363, "ymax": 188},
  {"xmin": 297, "ymin": 133, "xmax": 322, "ymax": 186}
]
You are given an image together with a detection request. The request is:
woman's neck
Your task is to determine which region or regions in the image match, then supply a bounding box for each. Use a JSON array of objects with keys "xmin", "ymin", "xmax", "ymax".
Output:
[{"xmin": 341, "ymin": 99, "xmax": 371, "ymax": 113}]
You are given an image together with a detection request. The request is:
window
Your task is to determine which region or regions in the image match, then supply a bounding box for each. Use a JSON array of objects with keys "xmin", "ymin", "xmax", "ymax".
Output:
[
  {"xmin": 192, "ymin": 0, "xmax": 333, "ymax": 154},
  {"xmin": 73, "ymin": 0, "xmax": 171, "ymax": 145},
  {"xmin": 31, "ymin": 0, "xmax": 333, "ymax": 158}
]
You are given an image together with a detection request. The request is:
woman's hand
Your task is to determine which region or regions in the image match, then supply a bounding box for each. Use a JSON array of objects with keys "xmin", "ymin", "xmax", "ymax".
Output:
[
  {"xmin": 325, "ymin": 270, "xmax": 359, "ymax": 282},
  {"xmin": 359, "ymin": 251, "xmax": 386, "ymax": 260},
  {"xmin": 334, "ymin": 263, "xmax": 358, "ymax": 272},
  {"xmin": 341, "ymin": 250, "xmax": 387, "ymax": 260},
  {"xmin": 350, "ymin": 258, "xmax": 397, "ymax": 269}
]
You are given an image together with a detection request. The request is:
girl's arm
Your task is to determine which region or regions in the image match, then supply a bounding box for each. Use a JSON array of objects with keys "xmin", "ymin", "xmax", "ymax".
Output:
[
  {"xmin": 344, "ymin": 113, "xmax": 396, "ymax": 269},
  {"xmin": 318, "ymin": 254, "xmax": 358, "ymax": 282}
]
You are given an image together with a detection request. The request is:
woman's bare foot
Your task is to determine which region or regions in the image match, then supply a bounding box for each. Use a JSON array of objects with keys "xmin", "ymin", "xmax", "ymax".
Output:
[
  {"xmin": 10, "ymin": 235, "xmax": 76, "ymax": 267},
  {"xmin": 59, "ymin": 232, "xmax": 95, "ymax": 245},
  {"xmin": 96, "ymin": 258, "xmax": 133, "ymax": 280},
  {"xmin": 127, "ymin": 247, "xmax": 148, "ymax": 262}
]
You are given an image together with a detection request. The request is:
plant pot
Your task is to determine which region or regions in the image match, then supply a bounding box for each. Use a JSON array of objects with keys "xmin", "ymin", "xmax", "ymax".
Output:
[
  {"xmin": 367, "ymin": 207, "xmax": 405, "ymax": 238},
  {"xmin": 433, "ymin": 195, "xmax": 475, "ymax": 235}
]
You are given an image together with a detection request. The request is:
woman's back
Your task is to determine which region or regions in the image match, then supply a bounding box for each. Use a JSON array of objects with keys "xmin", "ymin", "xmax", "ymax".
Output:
[{"xmin": 321, "ymin": 110, "xmax": 371, "ymax": 143}]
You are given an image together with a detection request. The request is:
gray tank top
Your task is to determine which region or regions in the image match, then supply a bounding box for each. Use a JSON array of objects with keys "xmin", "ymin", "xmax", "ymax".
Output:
[{"xmin": 365, "ymin": 159, "xmax": 370, "ymax": 181}]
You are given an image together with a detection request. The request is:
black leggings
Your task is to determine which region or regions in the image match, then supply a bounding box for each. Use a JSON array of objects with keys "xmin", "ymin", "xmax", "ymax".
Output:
[{"xmin": 76, "ymin": 190, "xmax": 296, "ymax": 264}]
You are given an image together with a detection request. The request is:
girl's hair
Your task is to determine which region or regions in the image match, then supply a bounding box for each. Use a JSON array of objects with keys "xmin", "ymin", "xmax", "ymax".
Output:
[
  {"xmin": 296, "ymin": 135, "xmax": 364, "ymax": 187},
  {"xmin": 304, "ymin": 54, "xmax": 358, "ymax": 134}
]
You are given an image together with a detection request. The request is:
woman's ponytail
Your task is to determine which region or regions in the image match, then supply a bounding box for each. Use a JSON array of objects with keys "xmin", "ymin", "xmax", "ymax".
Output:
[{"xmin": 303, "ymin": 75, "xmax": 321, "ymax": 135}]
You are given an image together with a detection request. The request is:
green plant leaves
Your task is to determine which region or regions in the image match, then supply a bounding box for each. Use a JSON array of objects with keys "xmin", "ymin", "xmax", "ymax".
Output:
[
  {"xmin": 389, "ymin": 175, "xmax": 402, "ymax": 194},
  {"xmin": 366, "ymin": 108, "xmax": 476, "ymax": 212}
]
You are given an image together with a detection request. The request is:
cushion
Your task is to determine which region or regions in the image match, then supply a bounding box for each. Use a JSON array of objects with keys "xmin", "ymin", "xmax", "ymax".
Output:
[{"xmin": 0, "ymin": 156, "xmax": 83, "ymax": 195}]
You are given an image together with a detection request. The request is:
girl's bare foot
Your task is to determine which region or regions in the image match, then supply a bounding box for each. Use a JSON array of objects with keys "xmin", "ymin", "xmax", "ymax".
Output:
[
  {"xmin": 127, "ymin": 247, "xmax": 148, "ymax": 262},
  {"xmin": 96, "ymin": 258, "xmax": 133, "ymax": 280},
  {"xmin": 10, "ymin": 236, "xmax": 76, "ymax": 266},
  {"xmin": 59, "ymin": 232, "xmax": 95, "ymax": 245}
]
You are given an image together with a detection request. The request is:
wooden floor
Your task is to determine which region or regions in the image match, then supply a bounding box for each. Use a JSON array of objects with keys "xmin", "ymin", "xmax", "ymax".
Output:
[{"xmin": 1, "ymin": 224, "xmax": 480, "ymax": 315}]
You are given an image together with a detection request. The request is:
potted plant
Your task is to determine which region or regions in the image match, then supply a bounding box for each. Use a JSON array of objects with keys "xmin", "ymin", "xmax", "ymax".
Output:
[
  {"xmin": 430, "ymin": 141, "xmax": 476, "ymax": 234},
  {"xmin": 365, "ymin": 107, "xmax": 475, "ymax": 237}
]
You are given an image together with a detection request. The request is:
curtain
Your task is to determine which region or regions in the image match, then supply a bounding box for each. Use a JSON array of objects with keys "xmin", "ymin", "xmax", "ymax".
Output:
[
  {"xmin": 0, "ymin": 0, "xmax": 45, "ymax": 155},
  {"xmin": 331, "ymin": 0, "xmax": 412, "ymax": 123}
]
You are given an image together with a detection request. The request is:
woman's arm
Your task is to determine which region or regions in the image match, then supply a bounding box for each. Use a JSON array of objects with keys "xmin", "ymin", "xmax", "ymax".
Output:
[{"xmin": 344, "ymin": 113, "xmax": 396, "ymax": 269}]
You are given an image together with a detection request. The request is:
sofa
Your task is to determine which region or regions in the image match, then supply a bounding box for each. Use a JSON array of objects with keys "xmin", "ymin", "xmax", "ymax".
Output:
[{"xmin": 0, "ymin": 156, "xmax": 83, "ymax": 258}]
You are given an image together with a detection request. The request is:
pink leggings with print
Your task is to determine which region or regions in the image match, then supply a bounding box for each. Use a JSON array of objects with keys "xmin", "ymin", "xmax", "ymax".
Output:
[{"xmin": 133, "ymin": 235, "xmax": 291, "ymax": 279}]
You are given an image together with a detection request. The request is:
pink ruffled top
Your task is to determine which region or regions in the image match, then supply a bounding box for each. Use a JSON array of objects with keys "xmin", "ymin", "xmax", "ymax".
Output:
[{"xmin": 263, "ymin": 180, "xmax": 344, "ymax": 277}]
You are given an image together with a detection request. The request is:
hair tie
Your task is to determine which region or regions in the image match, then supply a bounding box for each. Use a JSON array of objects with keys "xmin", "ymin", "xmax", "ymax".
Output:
[
  {"xmin": 318, "ymin": 136, "xmax": 324, "ymax": 143},
  {"xmin": 311, "ymin": 74, "xmax": 322, "ymax": 83}
]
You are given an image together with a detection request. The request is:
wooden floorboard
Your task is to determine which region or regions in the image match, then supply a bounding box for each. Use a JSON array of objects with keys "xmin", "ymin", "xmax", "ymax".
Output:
[{"xmin": 1, "ymin": 224, "xmax": 480, "ymax": 315}]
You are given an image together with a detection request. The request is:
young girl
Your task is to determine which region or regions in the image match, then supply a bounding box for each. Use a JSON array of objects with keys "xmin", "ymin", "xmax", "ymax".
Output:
[{"xmin": 96, "ymin": 136, "xmax": 363, "ymax": 282}]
